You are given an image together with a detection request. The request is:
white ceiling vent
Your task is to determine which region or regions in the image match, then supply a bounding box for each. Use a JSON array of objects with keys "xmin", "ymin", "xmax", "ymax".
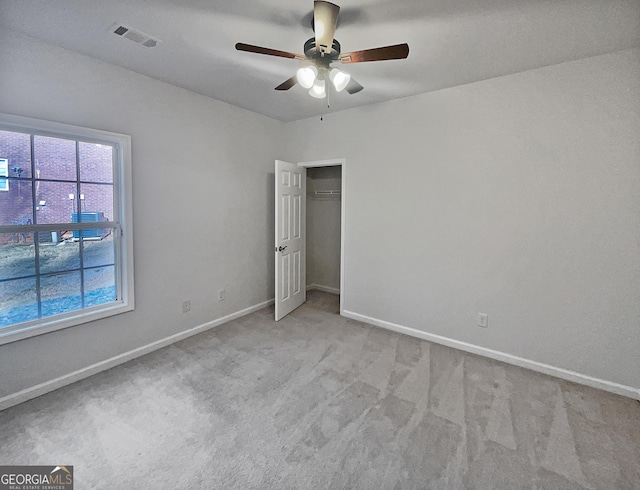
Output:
[{"xmin": 111, "ymin": 23, "xmax": 160, "ymax": 48}]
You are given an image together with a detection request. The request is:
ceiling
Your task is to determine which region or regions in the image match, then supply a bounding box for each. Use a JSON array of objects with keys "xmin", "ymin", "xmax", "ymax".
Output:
[{"xmin": 1, "ymin": 0, "xmax": 638, "ymax": 122}]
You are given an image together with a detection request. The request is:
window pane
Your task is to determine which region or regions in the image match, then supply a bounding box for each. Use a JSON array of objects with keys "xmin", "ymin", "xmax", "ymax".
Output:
[
  {"xmin": 34, "ymin": 135, "xmax": 77, "ymax": 181},
  {"xmin": 84, "ymin": 266, "xmax": 116, "ymax": 307},
  {"xmin": 34, "ymin": 181, "xmax": 77, "ymax": 224},
  {"xmin": 0, "ymin": 277, "xmax": 38, "ymax": 327},
  {"xmin": 39, "ymin": 239, "xmax": 80, "ymax": 274},
  {"xmin": 0, "ymin": 234, "xmax": 35, "ymax": 280},
  {"xmin": 0, "ymin": 129, "xmax": 32, "ymax": 179},
  {"xmin": 83, "ymin": 233, "xmax": 115, "ymax": 268},
  {"xmin": 0, "ymin": 114, "xmax": 131, "ymax": 342},
  {"xmin": 0, "ymin": 179, "xmax": 33, "ymax": 226},
  {"xmin": 79, "ymin": 142, "xmax": 113, "ymax": 184},
  {"xmin": 80, "ymin": 183, "xmax": 114, "ymax": 221},
  {"xmin": 40, "ymin": 271, "xmax": 81, "ymax": 318}
]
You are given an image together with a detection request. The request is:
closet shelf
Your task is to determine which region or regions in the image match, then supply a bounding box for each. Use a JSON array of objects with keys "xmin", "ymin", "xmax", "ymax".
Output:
[{"xmin": 308, "ymin": 190, "xmax": 341, "ymax": 200}]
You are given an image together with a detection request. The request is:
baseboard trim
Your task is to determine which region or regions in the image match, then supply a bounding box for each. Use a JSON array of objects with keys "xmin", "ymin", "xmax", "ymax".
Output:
[
  {"xmin": 0, "ymin": 298, "xmax": 275, "ymax": 411},
  {"xmin": 342, "ymin": 310, "xmax": 640, "ymax": 401},
  {"xmin": 307, "ymin": 284, "xmax": 340, "ymax": 295}
]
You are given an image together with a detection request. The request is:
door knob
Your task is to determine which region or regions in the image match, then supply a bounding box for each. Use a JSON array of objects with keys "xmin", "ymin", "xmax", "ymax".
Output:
[{"xmin": 278, "ymin": 245, "xmax": 287, "ymax": 252}]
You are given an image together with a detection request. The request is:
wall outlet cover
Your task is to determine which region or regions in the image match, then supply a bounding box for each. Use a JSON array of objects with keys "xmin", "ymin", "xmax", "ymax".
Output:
[
  {"xmin": 477, "ymin": 313, "xmax": 488, "ymax": 328},
  {"xmin": 182, "ymin": 300, "xmax": 191, "ymax": 313}
]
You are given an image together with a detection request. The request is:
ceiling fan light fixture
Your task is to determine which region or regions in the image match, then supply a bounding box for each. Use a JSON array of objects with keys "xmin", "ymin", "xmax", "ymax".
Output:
[
  {"xmin": 329, "ymin": 68, "xmax": 351, "ymax": 92},
  {"xmin": 236, "ymin": 2, "xmax": 411, "ymax": 102},
  {"xmin": 308, "ymin": 78, "xmax": 326, "ymax": 98},
  {"xmin": 296, "ymin": 65, "xmax": 318, "ymax": 89}
]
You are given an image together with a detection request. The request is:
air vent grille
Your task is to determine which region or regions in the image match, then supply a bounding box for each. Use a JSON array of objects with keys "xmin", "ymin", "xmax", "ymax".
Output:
[
  {"xmin": 111, "ymin": 23, "xmax": 160, "ymax": 48},
  {"xmin": 123, "ymin": 30, "xmax": 145, "ymax": 44},
  {"xmin": 113, "ymin": 25, "xmax": 128, "ymax": 36}
]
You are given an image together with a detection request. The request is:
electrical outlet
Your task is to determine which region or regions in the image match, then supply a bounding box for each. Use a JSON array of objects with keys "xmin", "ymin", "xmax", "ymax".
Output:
[
  {"xmin": 218, "ymin": 289, "xmax": 225, "ymax": 301},
  {"xmin": 477, "ymin": 313, "xmax": 488, "ymax": 328},
  {"xmin": 182, "ymin": 300, "xmax": 191, "ymax": 313}
]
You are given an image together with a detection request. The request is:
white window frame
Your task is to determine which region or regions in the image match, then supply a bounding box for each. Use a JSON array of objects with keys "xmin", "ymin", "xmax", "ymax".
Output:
[
  {"xmin": 0, "ymin": 158, "xmax": 8, "ymax": 191},
  {"xmin": 0, "ymin": 113, "xmax": 134, "ymax": 345}
]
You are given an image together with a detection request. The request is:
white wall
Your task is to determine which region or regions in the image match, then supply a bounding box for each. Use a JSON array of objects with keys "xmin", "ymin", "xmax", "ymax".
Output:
[
  {"xmin": 286, "ymin": 49, "xmax": 640, "ymax": 394},
  {"xmin": 307, "ymin": 167, "xmax": 342, "ymax": 291},
  {"xmin": 1, "ymin": 29, "xmax": 638, "ymax": 402},
  {"xmin": 0, "ymin": 31, "xmax": 282, "ymax": 399}
]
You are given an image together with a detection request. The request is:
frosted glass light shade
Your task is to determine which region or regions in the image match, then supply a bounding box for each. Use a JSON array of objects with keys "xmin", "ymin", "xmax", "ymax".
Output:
[
  {"xmin": 329, "ymin": 68, "xmax": 351, "ymax": 92},
  {"xmin": 296, "ymin": 66, "xmax": 318, "ymax": 89},
  {"xmin": 308, "ymin": 79, "xmax": 326, "ymax": 99}
]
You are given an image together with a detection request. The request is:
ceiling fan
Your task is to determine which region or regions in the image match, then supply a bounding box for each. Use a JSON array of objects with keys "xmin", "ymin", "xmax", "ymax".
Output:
[{"xmin": 235, "ymin": 1, "xmax": 409, "ymax": 99}]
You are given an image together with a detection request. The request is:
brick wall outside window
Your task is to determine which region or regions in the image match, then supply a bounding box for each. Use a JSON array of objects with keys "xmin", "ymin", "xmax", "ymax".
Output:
[{"xmin": 0, "ymin": 130, "xmax": 113, "ymax": 244}]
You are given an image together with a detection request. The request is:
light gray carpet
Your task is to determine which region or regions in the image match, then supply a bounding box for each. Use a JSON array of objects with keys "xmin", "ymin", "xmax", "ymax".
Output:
[{"xmin": 1, "ymin": 290, "xmax": 639, "ymax": 489}]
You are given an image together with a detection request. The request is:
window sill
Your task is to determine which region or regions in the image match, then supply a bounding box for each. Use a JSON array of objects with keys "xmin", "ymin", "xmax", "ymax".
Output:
[{"xmin": 0, "ymin": 300, "xmax": 134, "ymax": 346}]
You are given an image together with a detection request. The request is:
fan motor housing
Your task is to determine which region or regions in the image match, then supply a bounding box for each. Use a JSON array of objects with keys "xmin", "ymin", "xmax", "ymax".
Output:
[{"xmin": 304, "ymin": 38, "xmax": 341, "ymax": 65}]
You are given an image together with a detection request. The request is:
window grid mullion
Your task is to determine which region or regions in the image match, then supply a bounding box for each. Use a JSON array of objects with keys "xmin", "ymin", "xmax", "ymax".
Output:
[
  {"xmin": 0, "ymin": 263, "xmax": 117, "ymax": 285},
  {"xmin": 30, "ymin": 133, "xmax": 43, "ymax": 319},
  {"xmin": 75, "ymin": 140, "xmax": 86, "ymax": 309},
  {"xmin": 5, "ymin": 176, "xmax": 115, "ymax": 186},
  {"xmin": 113, "ymin": 145, "xmax": 121, "ymax": 302}
]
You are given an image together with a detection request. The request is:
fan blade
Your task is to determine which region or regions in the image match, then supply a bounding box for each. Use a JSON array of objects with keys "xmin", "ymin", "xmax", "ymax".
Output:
[
  {"xmin": 345, "ymin": 78, "xmax": 364, "ymax": 94},
  {"xmin": 340, "ymin": 43, "xmax": 409, "ymax": 63},
  {"xmin": 275, "ymin": 76, "xmax": 298, "ymax": 91},
  {"xmin": 235, "ymin": 43, "xmax": 304, "ymax": 60},
  {"xmin": 314, "ymin": 1, "xmax": 340, "ymax": 54}
]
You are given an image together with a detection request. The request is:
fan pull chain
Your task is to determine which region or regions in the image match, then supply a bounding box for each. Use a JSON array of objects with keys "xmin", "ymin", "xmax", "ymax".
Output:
[{"xmin": 320, "ymin": 86, "xmax": 331, "ymax": 121}]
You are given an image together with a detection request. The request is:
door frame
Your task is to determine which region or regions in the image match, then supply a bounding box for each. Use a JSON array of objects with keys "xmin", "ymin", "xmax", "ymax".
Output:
[{"xmin": 298, "ymin": 158, "xmax": 346, "ymax": 316}]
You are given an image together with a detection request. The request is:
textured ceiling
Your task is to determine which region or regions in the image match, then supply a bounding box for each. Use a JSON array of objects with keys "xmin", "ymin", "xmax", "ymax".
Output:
[{"xmin": 1, "ymin": 0, "xmax": 638, "ymax": 121}]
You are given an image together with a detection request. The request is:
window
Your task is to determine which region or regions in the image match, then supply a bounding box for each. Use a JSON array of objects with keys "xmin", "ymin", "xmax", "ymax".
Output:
[{"xmin": 0, "ymin": 113, "xmax": 134, "ymax": 344}]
